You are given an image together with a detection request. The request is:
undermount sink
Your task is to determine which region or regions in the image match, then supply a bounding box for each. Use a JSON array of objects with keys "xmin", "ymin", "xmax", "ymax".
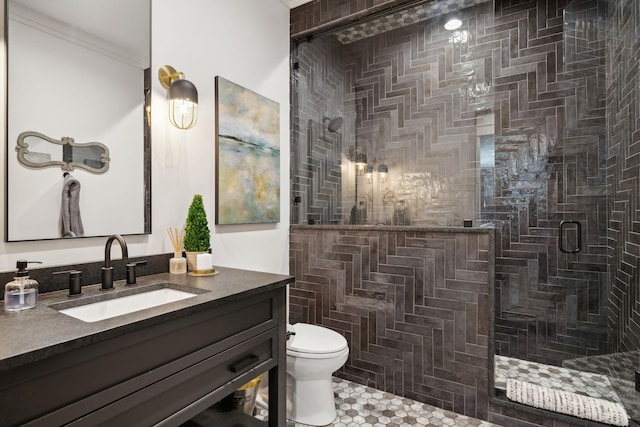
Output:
[{"xmin": 56, "ymin": 287, "xmax": 199, "ymax": 322}]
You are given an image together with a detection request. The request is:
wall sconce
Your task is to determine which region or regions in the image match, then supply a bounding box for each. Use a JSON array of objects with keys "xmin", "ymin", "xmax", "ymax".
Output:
[
  {"xmin": 354, "ymin": 153, "xmax": 368, "ymax": 176},
  {"xmin": 377, "ymin": 163, "xmax": 389, "ymax": 183},
  {"xmin": 158, "ymin": 65, "xmax": 198, "ymax": 130},
  {"xmin": 365, "ymin": 165, "xmax": 374, "ymax": 183}
]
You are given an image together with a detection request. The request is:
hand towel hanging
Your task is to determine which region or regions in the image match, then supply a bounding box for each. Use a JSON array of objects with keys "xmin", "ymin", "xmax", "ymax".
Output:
[{"xmin": 60, "ymin": 173, "xmax": 84, "ymax": 237}]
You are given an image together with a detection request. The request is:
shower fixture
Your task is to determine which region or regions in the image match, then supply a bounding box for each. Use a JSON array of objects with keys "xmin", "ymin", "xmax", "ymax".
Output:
[
  {"xmin": 322, "ymin": 116, "xmax": 344, "ymax": 139},
  {"xmin": 324, "ymin": 116, "xmax": 343, "ymax": 132}
]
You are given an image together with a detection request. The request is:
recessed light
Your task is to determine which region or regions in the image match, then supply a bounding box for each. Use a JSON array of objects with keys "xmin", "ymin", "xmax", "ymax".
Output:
[{"xmin": 444, "ymin": 18, "xmax": 462, "ymax": 31}]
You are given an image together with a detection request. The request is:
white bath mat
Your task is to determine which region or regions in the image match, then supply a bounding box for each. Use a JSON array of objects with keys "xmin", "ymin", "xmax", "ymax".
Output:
[{"xmin": 506, "ymin": 379, "xmax": 629, "ymax": 426}]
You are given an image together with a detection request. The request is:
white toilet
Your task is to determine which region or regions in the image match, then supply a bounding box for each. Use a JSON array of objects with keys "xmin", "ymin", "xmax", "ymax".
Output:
[{"xmin": 286, "ymin": 322, "xmax": 349, "ymax": 426}]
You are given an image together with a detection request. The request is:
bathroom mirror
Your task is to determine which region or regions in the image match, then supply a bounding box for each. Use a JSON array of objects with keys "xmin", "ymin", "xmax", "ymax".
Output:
[{"xmin": 5, "ymin": 0, "xmax": 151, "ymax": 241}]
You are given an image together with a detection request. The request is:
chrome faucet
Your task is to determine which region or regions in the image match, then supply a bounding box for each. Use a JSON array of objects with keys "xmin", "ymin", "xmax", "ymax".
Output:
[{"xmin": 101, "ymin": 234, "xmax": 129, "ymax": 290}]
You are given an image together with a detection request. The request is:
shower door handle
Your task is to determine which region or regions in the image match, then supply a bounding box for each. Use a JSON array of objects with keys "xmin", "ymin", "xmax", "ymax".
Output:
[{"xmin": 559, "ymin": 220, "xmax": 582, "ymax": 253}]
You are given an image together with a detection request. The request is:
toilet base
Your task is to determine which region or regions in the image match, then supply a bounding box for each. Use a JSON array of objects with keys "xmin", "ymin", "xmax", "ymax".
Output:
[{"xmin": 288, "ymin": 376, "xmax": 337, "ymax": 426}]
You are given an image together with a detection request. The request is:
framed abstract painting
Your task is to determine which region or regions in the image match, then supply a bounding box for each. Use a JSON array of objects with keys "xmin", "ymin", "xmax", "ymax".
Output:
[{"xmin": 215, "ymin": 76, "xmax": 280, "ymax": 225}]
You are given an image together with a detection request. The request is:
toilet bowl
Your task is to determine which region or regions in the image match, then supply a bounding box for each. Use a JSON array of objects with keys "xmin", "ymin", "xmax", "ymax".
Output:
[{"xmin": 286, "ymin": 323, "xmax": 349, "ymax": 426}]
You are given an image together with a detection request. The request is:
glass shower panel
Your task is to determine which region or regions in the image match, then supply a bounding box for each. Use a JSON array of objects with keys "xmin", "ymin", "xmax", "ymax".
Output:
[
  {"xmin": 291, "ymin": 1, "xmax": 495, "ymax": 227},
  {"xmin": 558, "ymin": 0, "xmax": 609, "ymax": 361},
  {"xmin": 291, "ymin": 34, "xmax": 349, "ymax": 225}
]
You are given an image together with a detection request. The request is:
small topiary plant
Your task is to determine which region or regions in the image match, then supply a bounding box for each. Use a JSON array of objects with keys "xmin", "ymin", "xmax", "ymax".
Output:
[{"xmin": 183, "ymin": 194, "xmax": 211, "ymax": 252}]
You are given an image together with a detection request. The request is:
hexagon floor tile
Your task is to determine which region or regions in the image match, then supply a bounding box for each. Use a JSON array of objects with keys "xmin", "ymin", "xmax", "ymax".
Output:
[
  {"xmin": 494, "ymin": 355, "xmax": 622, "ymax": 403},
  {"xmin": 255, "ymin": 377, "xmax": 500, "ymax": 427}
]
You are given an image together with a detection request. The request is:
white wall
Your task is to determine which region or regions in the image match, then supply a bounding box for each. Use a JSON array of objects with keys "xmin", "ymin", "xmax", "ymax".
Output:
[{"xmin": 0, "ymin": 0, "xmax": 291, "ymax": 275}]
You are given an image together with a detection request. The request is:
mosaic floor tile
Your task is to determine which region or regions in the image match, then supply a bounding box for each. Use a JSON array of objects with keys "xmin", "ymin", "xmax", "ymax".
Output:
[
  {"xmin": 494, "ymin": 355, "xmax": 622, "ymax": 403},
  {"xmin": 255, "ymin": 377, "xmax": 501, "ymax": 427},
  {"xmin": 562, "ymin": 351, "xmax": 640, "ymax": 422}
]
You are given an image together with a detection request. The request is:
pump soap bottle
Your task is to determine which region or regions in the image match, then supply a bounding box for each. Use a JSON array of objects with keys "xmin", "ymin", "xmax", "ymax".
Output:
[{"xmin": 4, "ymin": 260, "xmax": 42, "ymax": 312}]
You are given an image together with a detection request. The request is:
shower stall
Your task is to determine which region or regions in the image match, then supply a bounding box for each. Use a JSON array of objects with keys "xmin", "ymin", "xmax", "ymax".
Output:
[{"xmin": 290, "ymin": 0, "xmax": 639, "ymax": 423}]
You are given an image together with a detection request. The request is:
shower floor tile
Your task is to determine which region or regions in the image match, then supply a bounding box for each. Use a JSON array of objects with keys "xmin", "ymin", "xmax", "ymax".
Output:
[
  {"xmin": 494, "ymin": 355, "xmax": 622, "ymax": 403},
  {"xmin": 255, "ymin": 377, "xmax": 501, "ymax": 427}
]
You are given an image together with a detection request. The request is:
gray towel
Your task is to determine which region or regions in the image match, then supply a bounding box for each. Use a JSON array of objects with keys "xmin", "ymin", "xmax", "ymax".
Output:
[{"xmin": 60, "ymin": 174, "xmax": 84, "ymax": 237}]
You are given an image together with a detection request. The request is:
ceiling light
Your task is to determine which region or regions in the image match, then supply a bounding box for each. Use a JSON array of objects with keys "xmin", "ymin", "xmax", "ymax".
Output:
[{"xmin": 444, "ymin": 18, "xmax": 462, "ymax": 31}]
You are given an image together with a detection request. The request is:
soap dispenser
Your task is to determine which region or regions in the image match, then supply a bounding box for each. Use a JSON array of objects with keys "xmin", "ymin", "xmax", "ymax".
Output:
[{"xmin": 4, "ymin": 260, "xmax": 42, "ymax": 312}]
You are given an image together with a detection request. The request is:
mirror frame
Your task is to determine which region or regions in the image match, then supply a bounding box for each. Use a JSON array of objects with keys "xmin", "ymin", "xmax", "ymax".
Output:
[
  {"xmin": 16, "ymin": 131, "xmax": 111, "ymax": 174},
  {"xmin": 3, "ymin": 0, "xmax": 152, "ymax": 242}
]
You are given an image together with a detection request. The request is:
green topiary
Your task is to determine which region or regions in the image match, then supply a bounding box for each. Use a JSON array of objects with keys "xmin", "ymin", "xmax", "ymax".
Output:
[{"xmin": 183, "ymin": 194, "xmax": 211, "ymax": 252}]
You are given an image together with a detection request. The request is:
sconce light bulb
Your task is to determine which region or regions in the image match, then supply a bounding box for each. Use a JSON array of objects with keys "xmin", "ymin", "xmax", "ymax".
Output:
[
  {"xmin": 365, "ymin": 165, "xmax": 374, "ymax": 183},
  {"xmin": 169, "ymin": 99, "xmax": 198, "ymax": 130},
  {"xmin": 354, "ymin": 153, "xmax": 368, "ymax": 176},
  {"xmin": 377, "ymin": 163, "xmax": 389, "ymax": 183}
]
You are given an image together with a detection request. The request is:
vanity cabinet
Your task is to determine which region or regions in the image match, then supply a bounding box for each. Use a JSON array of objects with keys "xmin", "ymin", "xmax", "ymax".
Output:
[{"xmin": 0, "ymin": 279, "xmax": 287, "ymax": 427}]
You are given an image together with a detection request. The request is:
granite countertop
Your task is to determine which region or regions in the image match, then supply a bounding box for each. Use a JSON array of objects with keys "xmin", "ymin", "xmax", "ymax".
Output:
[{"xmin": 0, "ymin": 266, "xmax": 294, "ymax": 371}]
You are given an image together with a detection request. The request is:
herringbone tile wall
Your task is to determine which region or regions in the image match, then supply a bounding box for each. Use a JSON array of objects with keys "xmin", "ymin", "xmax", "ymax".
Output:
[
  {"xmin": 289, "ymin": 227, "xmax": 493, "ymax": 419},
  {"xmin": 293, "ymin": 0, "xmax": 609, "ymax": 367},
  {"xmin": 606, "ymin": 0, "xmax": 640, "ymax": 360},
  {"xmin": 291, "ymin": 0, "xmax": 419, "ymax": 39},
  {"xmin": 486, "ymin": 0, "xmax": 610, "ymax": 365},
  {"xmin": 290, "ymin": 0, "xmax": 640, "ymax": 423}
]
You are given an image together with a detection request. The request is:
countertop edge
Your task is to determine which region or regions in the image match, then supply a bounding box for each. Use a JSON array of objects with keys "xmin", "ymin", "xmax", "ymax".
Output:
[{"xmin": 0, "ymin": 266, "xmax": 294, "ymax": 371}]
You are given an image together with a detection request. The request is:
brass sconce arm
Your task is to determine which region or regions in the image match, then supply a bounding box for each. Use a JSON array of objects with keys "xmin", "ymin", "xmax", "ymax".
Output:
[{"xmin": 158, "ymin": 65, "xmax": 185, "ymax": 89}]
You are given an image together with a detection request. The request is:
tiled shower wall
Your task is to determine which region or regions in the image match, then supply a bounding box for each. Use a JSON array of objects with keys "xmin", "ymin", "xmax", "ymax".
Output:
[
  {"xmin": 557, "ymin": 0, "xmax": 640, "ymax": 411},
  {"xmin": 289, "ymin": 0, "xmax": 640, "ymax": 425},
  {"xmin": 606, "ymin": 0, "xmax": 640, "ymax": 363},
  {"xmin": 292, "ymin": 0, "xmax": 610, "ymax": 368},
  {"xmin": 290, "ymin": 0, "xmax": 419, "ymax": 39},
  {"xmin": 487, "ymin": 0, "xmax": 609, "ymax": 365},
  {"xmin": 288, "ymin": 226, "xmax": 616, "ymax": 426},
  {"xmin": 289, "ymin": 227, "xmax": 493, "ymax": 419}
]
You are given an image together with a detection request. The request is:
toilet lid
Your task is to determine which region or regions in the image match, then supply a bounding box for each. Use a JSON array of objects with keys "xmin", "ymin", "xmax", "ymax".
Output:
[{"xmin": 287, "ymin": 323, "xmax": 347, "ymax": 354}]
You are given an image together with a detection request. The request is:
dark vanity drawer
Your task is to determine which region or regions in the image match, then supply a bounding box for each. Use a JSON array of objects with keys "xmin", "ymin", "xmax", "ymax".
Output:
[
  {"xmin": 69, "ymin": 328, "xmax": 278, "ymax": 426},
  {"xmin": 7, "ymin": 290, "xmax": 280, "ymax": 427}
]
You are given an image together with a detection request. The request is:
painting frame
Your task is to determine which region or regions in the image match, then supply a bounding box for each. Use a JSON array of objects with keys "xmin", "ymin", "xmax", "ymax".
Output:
[{"xmin": 215, "ymin": 76, "xmax": 280, "ymax": 225}]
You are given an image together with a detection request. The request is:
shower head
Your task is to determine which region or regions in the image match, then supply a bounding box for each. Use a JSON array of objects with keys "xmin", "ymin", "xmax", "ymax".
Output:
[{"xmin": 324, "ymin": 116, "xmax": 343, "ymax": 133}]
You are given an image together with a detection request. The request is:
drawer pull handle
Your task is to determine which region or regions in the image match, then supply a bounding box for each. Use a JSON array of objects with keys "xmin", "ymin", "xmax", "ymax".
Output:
[{"xmin": 230, "ymin": 354, "xmax": 259, "ymax": 373}]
